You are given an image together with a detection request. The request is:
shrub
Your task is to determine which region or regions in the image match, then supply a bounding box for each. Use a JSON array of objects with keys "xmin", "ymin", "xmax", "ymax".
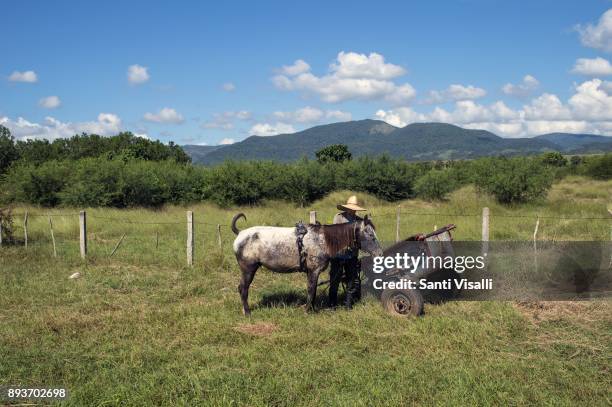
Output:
[
  {"xmin": 0, "ymin": 207, "xmax": 14, "ymax": 243},
  {"xmin": 3, "ymin": 161, "xmax": 72, "ymax": 206},
  {"xmin": 202, "ymin": 161, "xmax": 284, "ymax": 207},
  {"xmin": 157, "ymin": 161, "xmax": 206, "ymax": 204},
  {"xmin": 541, "ymin": 151, "xmax": 567, "ymax": 167},
  {"xmin": 474, "ymin": 157, "xmax": 553, "ymax": 204},
  {"xmin": 281, "ymin": 159, "xmax": 335, "ymax": 206},
  {"xmin": 338, "ymin": 155, "xmax": 416, "ymax": 201},
  {"xmin": 414, "ymin": 169, "xmax": 456, "ymax": 201},
  {"xmin": 584, "ymin": 153, "xmax": 612, "ymax": 180},
  {"xmin": 119, "ymin": 161, "xmax": 170, "ymax": 207},
  {"xmin": 570, "ymin": 155, "xmax": 583, "ymax": 166},
  {"xmin": 316, "ymin": 144, "xmax": 352, "ymax": 164},
  {"xmin": 59, "ymin": 158, "xmax": 125, "ymax": 206},
  {"xmin": 0, "ymin": 125, "xmax": 18, "ymax": 174}
]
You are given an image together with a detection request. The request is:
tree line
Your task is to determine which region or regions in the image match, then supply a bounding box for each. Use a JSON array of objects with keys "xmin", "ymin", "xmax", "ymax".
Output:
[
  {"xmin": 0, "ymin": 125, "xmax": 190, "ymax": 172},
  {"xmin": 0, "ymin": 126, "xmax": 610, "ymax": 208}
]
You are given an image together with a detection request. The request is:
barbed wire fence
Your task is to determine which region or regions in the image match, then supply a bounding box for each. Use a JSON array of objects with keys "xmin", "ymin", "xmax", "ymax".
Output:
[{"xmin": 0, "ymin": 207, "xmax": 610, "ymax": 266}]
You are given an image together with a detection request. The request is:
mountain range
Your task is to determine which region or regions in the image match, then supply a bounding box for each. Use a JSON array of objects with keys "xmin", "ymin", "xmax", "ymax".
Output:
[{"xmin": 183, "ymin": 120, "xmax": 612, "ymax": 164}]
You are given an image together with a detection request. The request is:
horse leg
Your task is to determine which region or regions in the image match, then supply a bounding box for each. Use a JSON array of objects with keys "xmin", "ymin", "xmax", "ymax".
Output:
[
  {"xmin": 237, "ymin": 261, "xmax": 258, "ymax": 316},
  {"xmin": 305, "ymin": 267, "xmax": 323, "ymax": 313}
]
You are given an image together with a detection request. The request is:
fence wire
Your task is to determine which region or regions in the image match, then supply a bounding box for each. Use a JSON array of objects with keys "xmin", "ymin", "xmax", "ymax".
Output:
[
  {"xmin": 3, "ymin": 209, "xmax": 612, "ymax": 226},
  {"xmin": 2, "ymin": 207, "xmax": 610, "ymax": 266}
]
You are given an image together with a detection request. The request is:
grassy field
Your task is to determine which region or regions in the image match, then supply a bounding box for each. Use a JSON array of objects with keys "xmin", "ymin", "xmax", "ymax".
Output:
[{"xmin": 1, "ymin": 176, "xmax": 611, "ymax": 405}]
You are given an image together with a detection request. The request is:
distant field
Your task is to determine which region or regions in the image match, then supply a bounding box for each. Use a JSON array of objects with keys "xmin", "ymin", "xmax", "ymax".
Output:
[{"xmin": 1, "ymin": 177, "xmax": 610, "ymax": 405}]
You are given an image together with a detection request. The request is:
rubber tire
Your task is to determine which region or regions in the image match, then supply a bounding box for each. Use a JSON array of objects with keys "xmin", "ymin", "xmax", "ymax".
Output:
[{"xmin": 381, "ymin": 288, "xmax": 424, "ymax": 317}]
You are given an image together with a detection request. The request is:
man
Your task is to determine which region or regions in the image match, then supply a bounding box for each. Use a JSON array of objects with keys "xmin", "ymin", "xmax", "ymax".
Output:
[{"xmin": 328, "ymin": 195, "xmax": 366, "ymax": 309}]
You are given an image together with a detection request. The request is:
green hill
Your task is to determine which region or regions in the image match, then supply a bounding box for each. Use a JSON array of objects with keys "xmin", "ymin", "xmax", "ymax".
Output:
[
  {"xmin": 185, "ymin": 120, "xmax": 612, "ymax": 164},
  {"xmin": 534, "ymin": 133, "xmax": 612, "ymax": 152}
]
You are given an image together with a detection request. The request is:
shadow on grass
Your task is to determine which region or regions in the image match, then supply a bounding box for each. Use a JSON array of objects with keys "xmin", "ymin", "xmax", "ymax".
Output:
[{"xmin": 256, "ymin": 289, "xmax": 331, "ymax": 310}]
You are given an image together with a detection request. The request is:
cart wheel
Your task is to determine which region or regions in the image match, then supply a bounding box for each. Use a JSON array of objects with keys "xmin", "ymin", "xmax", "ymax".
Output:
[{"xmin": 381, "ymin": 289, "xmax": 424, "ymax": 317}]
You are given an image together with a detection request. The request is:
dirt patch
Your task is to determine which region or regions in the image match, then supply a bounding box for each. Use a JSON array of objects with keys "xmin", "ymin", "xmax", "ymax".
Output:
[
  {"xmin": 514, "ymin": 300, "xmax": 611, "ymax": 325},
  {"xmin": 234, "ymin": 322, "xmax": 278, "ymax": 336}
]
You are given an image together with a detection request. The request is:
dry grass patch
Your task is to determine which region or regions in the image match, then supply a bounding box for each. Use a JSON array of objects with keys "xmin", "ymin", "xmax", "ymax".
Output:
[
  {"xmin": 234, "ymin": 322, "xmax": 279, "ymax": 336},
  {"xmin": 514, "ymin": 300, "xmax": 611, "ymax": 325}
]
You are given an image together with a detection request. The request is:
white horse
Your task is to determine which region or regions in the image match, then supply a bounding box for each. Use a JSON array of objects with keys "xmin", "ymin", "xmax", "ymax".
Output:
[{"xmin": 231, "ymin": 213, "xmax": 383, "ymax": 315}]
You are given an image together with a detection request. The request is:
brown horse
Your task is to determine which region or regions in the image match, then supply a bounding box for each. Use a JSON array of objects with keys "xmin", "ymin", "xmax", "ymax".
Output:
[{"xmin": 231, "ymin": 213, "xmax": 383, "ymax": 315}]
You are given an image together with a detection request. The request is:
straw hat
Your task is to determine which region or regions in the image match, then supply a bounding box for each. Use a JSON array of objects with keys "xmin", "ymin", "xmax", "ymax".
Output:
[{"xmin": 337, "ymin": 195, "xmax": 366, "ymax": 211}]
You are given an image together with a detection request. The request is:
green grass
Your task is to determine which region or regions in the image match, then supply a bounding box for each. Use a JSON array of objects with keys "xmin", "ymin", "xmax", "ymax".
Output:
[{"xmin": 1, "ymin": 177, "xmax": 611, "ymax": 406}]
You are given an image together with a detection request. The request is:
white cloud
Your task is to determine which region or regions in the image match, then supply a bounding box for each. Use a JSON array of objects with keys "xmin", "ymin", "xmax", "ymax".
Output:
[
  {"xmin": 219, "ymin": 138, "xmax": 235, "ymax": 145},
  {"xmin": 273, "ymin": 106, "xmax": 324, "ymax": 123},
  {"xmin": 271, "ymin": 107, "xmax": 353, "ymax": 126},
  {"xmin": 8, "ymin": 70, "xmax": 37, "ymax": 83},
  {"xmin": 143, "ymin": 107, "xmax": 184, "ymax": 124},
  {"xmin": 571, "ymin": 57, "xmax": 612, "ymax": 76},
  {"xmin": 134, "ymin": 132, "xmax": 150, "ymax": 139},
  {"xmin": 325, "ymin": 110, "xmax": 352, "ymax": 122},
  {"xmin": 330, "ymin": 51, "xmax": 406, "ymax": 80},
  {"xmin": 375, "ymin": 108, "xmax": 425, "ymax": 127},
  {"xmin": 249, "ymin": 122, "xmax": 296, "ymax": 136},
  {"xmin": 501, "ymin": 75, "xmax": 539, "ymax": 97},
  {"xmin": 424, "ymin": 84, "xmax": 486, "ymax": 104},
  {"xmin": 279, "ymin": 59, "xmax": 311, "ymax": 76},
  {"xmin": 127, "ymin": 64, "xmax": 150, "ymax": 84},
  {"xmin": 568, "ymin": 78, "xmax": 612, "ymax": 121},
  {"xmin": 576, "ymin": 9, "xmax": 612, "ymax": 52},
  {"xmin": 272, "ymin": 51, "xmax": 414, "ymax": 104},
  {"xmin": 524, "ymin": 120, "xmax": 590, "ymax": 135},
  {"xmin": 375, "ymin": 79, "xmax": 612, "ymax": 137},
  {"xmin": 38, "ymin": 96, "xmax": 61, "ymax": 109},
  {"xmin": 0, "ymin": 113, "xmax": 122, "ymax": 141},
  {"xmin": 377, "ymin": 101, "xmax": 527, "ymax": 137},
  {"xmin": 201, "ymin": 110, "xmax": 251, "ymax": 129},
  {"xmin": 523, "ymin": 93, "xmax": 571, "ymax": 120},
  {"xmin": 222, "ymin": 82, "xmax": 236, "ymax": 92}
]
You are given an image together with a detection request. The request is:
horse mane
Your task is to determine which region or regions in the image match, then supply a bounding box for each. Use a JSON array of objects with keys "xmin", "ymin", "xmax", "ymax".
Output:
[{"xmin": 314, "ymin": 223, "xmax": 358, "ymax": 256}]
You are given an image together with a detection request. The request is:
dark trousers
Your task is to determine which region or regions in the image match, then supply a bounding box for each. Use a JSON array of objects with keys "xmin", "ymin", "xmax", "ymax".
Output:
[{"xmin": 329, "ymin": 257, "xmax": 361, "ymax": 308}]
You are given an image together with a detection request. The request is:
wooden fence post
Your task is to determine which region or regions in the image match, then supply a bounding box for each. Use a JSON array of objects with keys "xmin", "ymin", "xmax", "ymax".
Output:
[
  {"xmin": 49, "ymin": 217, "xmax": 57, "ymax": 257},
  {"xmin": 533, "ymin": 216, "xmax": 540, "ymax": 271},
  {"xmin": 533, "ymin": 216, "xmax": 540, "ymax": 252},
  {"xmin": 309, "ymin": 211, "xmax": 317, "ymax": 224},
  {"xmin": 155, "ymin": 230, "xmax": 159, "ymax": 249},
  {"xmin": 187, "ymin": 211, "xmax": 194, "ymax": 266},
  {"xmin": 395, "ymin": 206, "xmax": 400, "ymax": 243},
  {"xmin": 24, "ymin": 211, "xmax": 28, "ymax": 248},
  {"xmin": 217, "ymin": 224, "xmax": 222, "ymax": 249},
  {"xmin": 481, "ymin": 207, "xmax": 489, "ymax": 258},
  {"xmin": 79, "ymin": 211, "xmax": 87, "ymax": 259},
  {"xmin": 608, "ymin": 209, "xmax": 611, "ymax": 268}
]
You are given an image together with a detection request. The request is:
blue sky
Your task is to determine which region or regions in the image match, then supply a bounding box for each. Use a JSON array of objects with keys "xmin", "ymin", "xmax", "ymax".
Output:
[{"xmin": 2, "ymin": 1, "xmax": 612, "ymax": 144}]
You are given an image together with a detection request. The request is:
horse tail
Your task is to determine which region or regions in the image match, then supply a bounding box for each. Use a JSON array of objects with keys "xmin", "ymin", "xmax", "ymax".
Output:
[{"xmin": 231, "ymin": 213, "xmax": 246, "ymax": 235}]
